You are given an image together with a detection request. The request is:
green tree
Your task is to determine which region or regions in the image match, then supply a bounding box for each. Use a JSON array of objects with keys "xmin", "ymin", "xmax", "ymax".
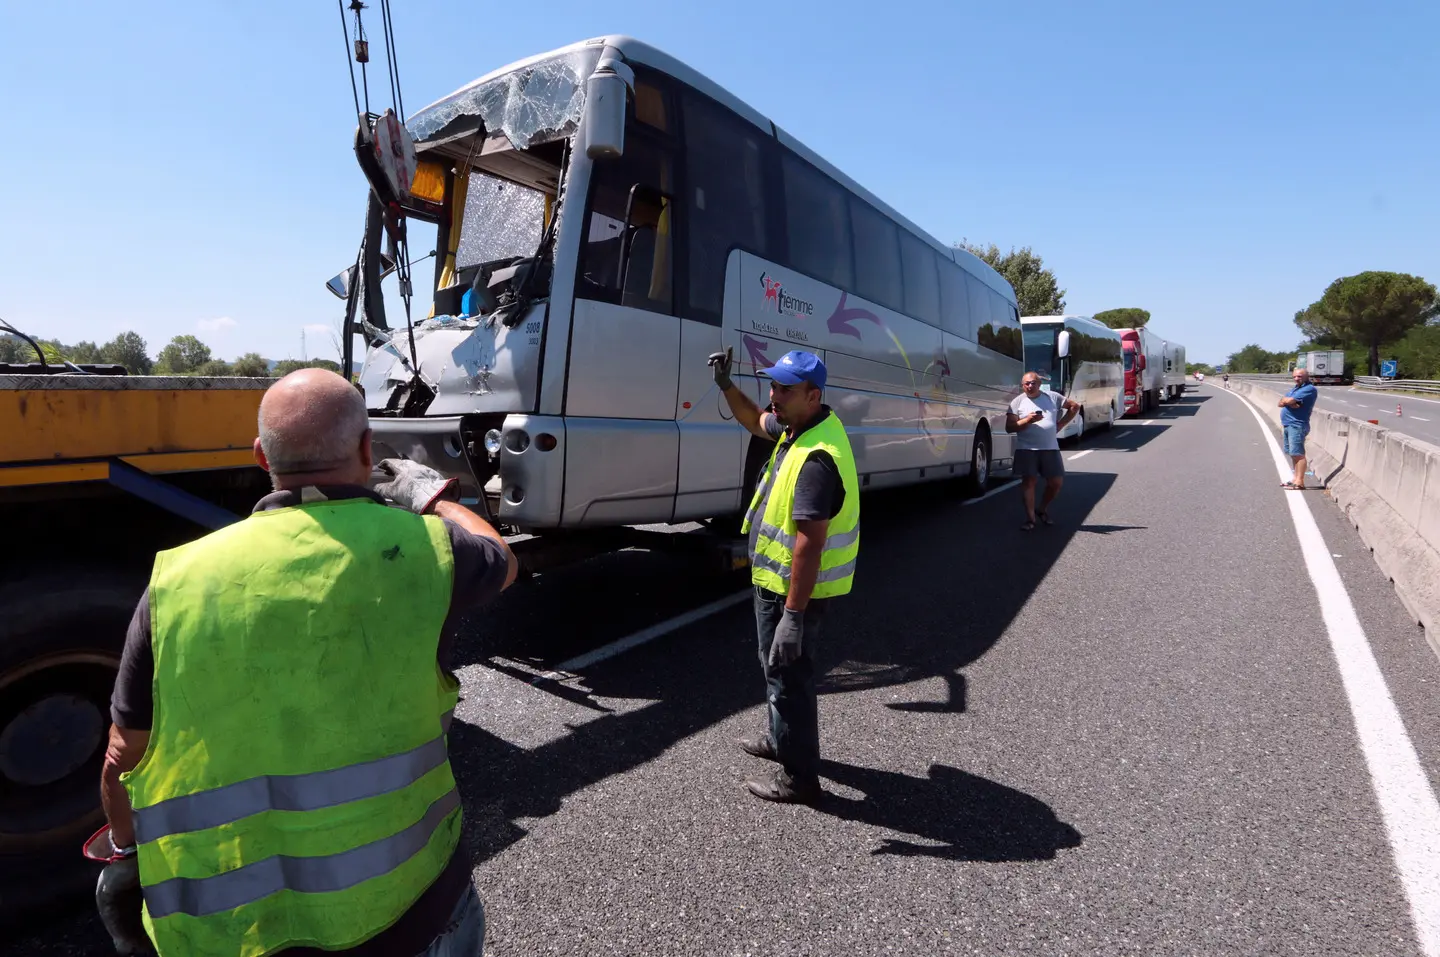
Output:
[
  {"xmin": 1294, "ymin": 272, "xmax": 1439, "ymax": 376},
  {"xmin": 194, "ymin": 359, "xmax": 235, "ymax": 376},
  {"xmin": 231, "ymin": 352, "xmax": 271, "ymax": 377},
  {"xmin": 1226, "ymin": 343, "xmax": 1290, "ymax": 373},
  {"xmin": 99, "ymin": 331, "xmax": 154, "ymax": 375},
  {"xmin": 1392, "ymin": 323, "xmax": 1440, "ymax": 379},
  {"xmin": 69, "ymin": 340, "xmax": 102, "ymax": 363},
  {"xmin": 957, "ymin": 242, "xmax": 1065, "ymax": 316},
  {"xmin": 1093, "ymin": 308, "xmax": 1151, "ymax": 330},
  {"xmin": 273, "ymin": 358, "xmax": 341, "ymax": 376},
  {"xmin": 154, "ymin": 334, "xmax": 213, "ymax": 375},
  {"xmin": 1186, "ymin": 362, "xmax": 1216, "ymax": 375},
  {"xmin": 0, "ymin": 335, "xmax": 29, "ymax": 363}
]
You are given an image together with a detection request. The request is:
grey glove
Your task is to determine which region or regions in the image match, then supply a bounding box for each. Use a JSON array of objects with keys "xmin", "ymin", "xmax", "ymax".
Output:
[
  {"xmin": 96, "ymin": 857, "xmax": 154, "ymax": 955},
  {"xmin": 373, "ymin": 458, "xmax": 459, "ymax": 514},
  {"xmin": 768, "ymin": 607, "xmax": 805, "ymax": 667},
  {"xmin": 707, "ymin": 348, "xmax": 734, "ymax": 392}
]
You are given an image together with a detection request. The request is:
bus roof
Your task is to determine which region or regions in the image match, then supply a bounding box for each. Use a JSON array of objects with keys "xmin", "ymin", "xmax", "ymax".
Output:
[
  {"xmin": 411, "ymin": 35, "xmax": 1017, "ymax": 303},
  {"xmin": 1020, "ymin": 314, "xmax": 1121, "ymax": 337}
]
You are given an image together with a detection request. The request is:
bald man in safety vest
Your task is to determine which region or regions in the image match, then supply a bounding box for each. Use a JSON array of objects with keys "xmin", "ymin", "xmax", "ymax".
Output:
[
  {"xmin": 96, "ymin": 369, "xmax": 516, "ymax": 956},
  {"xmin": 709, "ymin": 348, "xmax": 860, "ymax": 805}
]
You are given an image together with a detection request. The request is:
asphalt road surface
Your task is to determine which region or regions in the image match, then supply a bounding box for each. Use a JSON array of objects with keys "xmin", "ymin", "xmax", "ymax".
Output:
[
  {"xmin": 1311, "ymin": 386, "xmax": 1440, "ymax": 448},
  {"xmin": 12, "ymin": 385, "xmax": 1440, "ymax": 956}
]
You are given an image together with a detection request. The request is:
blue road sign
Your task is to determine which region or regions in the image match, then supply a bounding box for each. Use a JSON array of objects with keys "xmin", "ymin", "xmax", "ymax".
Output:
[{"xmin": 1381, "ymin": 360, "xmax": 1398, "ymax": 379}]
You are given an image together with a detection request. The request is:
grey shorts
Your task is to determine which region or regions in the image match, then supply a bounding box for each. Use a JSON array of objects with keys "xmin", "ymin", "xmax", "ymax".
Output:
[{"xmin": 1014, "ymin": 449, "xmax": 1064, "ymax": 479}]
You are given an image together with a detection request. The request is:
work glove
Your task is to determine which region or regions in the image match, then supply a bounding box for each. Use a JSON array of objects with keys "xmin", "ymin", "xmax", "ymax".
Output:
[
  {"xmin": 373, "ymin": 458, "xmax": 460, "ymax": 515},
  {"xmin": 768, "ymin": 607, "xmax": 805, "ymax": 667},
  {"xmin": 707, "ymin": 348, "xmax": 734, "ymax": 392},
  {"xmin": 97, "ymin": 857, "xmax": 153, "ymax": 955}
]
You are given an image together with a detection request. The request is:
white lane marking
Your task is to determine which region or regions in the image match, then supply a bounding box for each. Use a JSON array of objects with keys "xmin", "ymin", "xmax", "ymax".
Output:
[
  {"xmin": 547, "ymin": 590, "xmax": 751, "ymax": 675},
  {"xmin": 962, "ymin": 478, "xmax": 1020, "ymax": 506},
  {"xmin": 1067, "ymin": 450, "xmax": 1093, "ymax": 461},
  {"xmin": 1115, "ymin": 429, "xmax": 1134, "ymax": 438},
  {"xmin": 1222, "ymin": 387, "xmax": 1440, "ymax": 955},
  {"xmin": 1352, "ymin": 388, "xmax": 1440, "ymax": 406},
  {"xmin": 1355, "ymin": 404, "xmax": 1370, "ymax": 409},
  {"xmin": 1336, "ymin": 399, "xmax": 1350, "ymax": 405},
  {"xmin": 1410, "ymin": 416, "xmax": 1431, "ymax": 422}
]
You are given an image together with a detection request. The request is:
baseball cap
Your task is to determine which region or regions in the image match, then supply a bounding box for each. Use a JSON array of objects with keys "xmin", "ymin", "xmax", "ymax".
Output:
[{"xmin": 759, "ymin": 350, "xmax": 827, "ymax": 390}]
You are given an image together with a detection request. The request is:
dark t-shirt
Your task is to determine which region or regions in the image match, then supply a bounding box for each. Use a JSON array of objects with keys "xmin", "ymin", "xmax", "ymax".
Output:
[
  {"xmin": 747, "ymin": 408, "xmax": 846, "ymax": 568},
  {"xmin": 110, "ymin": 486, "xmax": 511, "ymax": 957}
]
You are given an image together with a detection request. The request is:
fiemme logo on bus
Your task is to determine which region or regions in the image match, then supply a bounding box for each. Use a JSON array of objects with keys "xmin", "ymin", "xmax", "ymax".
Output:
[{"xmin": 759, "ymin": 273, "xmax": 815, "ymax": 319}]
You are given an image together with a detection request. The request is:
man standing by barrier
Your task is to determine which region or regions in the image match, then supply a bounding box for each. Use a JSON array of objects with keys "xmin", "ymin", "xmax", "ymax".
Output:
[
  {"xmin": 708, "ymin": 348, "xmax": 860, "ymax": 805},
  {"xmin": 1279, "ymin": 367, "xmax": 1319, "ymax": 489},
  {"xmin": 95, "ymin": 369, "xmax": 517, "ymax": 956},
  {"xmin": 1007, "ymin": 372, "xmax": 1079, "ymax": 530}
]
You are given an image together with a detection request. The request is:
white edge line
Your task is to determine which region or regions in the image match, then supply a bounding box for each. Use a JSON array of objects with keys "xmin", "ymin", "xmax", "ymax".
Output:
[
  {"xmin": 1067, "ymin": 449, "xmax": 1093, "ymax": 461},
  {"xmin": 546, "ymin": 589, "xmax": 752, "ymax": 675},
  {"xmin": 1220, "ymin": 386, "xmax": 1440, "ymax": 955},
  {"xmin": 962, "ymin": 477, "xmax": 1020, "ymax": 506}
]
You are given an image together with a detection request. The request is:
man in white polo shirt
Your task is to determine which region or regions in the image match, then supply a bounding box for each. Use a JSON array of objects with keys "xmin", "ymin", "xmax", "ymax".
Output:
[{"xmin": 1006, "ymin": 371, "xmax": 1080, "ymax": 530}]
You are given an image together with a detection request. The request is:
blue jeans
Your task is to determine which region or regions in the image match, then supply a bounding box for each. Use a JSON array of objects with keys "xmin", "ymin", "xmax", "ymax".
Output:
[
  {"xmin": 416, "ymin": 884, "xmax": 485, "ymax": 957},
  {"xmin": 754, "ymin": 586, "xmax": 825, "ymax": 786},
  {"xmin": 1283, "ymin": 424, "xmax": 1309, "ymax": 457}
]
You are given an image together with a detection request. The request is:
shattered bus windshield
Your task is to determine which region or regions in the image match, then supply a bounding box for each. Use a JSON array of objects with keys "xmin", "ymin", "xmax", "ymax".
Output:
[
  {"xmin": 457, "ymin": 171, "xmax": 545, "ymax": 268},
  {"xmin": 407, "ymin": 47, "xmax": 602, "ymax": 150}
]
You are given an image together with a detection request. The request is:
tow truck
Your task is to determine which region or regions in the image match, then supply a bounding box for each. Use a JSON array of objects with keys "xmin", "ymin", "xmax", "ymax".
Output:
[{"xmin": 0, "ymin": 354, "xmax": 271, "ymax": 925}]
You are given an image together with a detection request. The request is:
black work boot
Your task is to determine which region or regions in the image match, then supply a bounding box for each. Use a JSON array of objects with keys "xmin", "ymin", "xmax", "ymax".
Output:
[{"xmin": 745, "ymin": 769, "xmax": 823, "ymax": 805}]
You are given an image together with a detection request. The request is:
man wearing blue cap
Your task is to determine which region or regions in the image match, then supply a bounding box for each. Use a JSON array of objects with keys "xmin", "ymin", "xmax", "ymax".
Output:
[{"xmin": 708, "ymin": 348, "xmax": 861, "ymax": 805}]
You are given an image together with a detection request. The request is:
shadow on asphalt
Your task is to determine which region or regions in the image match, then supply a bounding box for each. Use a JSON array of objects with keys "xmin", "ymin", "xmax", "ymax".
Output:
[
  {"xmin": 818, "ymin": 760, "xmax": 1084, "ymax": 861},
  {"xmin": 440, "ymin": 470, "xmax": 1115, "ymax": 871},
  {"xmin": 1077, "ymin": 523, "xmax": 1147, "ymax": 535}
]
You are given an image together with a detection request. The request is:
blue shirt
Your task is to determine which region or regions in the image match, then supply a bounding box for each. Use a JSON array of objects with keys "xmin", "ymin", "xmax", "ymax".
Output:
[{"xmin": 1281, "ymin": 382, "xmax": 1318, "ymax": 427}]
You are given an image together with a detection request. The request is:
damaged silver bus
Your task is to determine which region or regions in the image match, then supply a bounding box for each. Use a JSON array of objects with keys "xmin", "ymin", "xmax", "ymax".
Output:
[{"xmin": 345, "ymin": 36, "xmax": 1023, "ymax": 539}]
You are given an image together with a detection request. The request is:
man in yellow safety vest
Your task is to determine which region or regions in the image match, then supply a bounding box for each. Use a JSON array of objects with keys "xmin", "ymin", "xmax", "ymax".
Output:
[
  {"xmin": 96, "ymin": 369, "xmax": 517, "ymax": 956},
  {"xmin": 708, "ymin": 348, "xmax": 860, "ymax": 805}
]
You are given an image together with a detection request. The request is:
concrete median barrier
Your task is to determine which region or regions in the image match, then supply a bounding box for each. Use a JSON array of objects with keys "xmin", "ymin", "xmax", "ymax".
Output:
[{"xmin": 1230, "ymin": 380, "xmax": 1440, "ymax": 656}]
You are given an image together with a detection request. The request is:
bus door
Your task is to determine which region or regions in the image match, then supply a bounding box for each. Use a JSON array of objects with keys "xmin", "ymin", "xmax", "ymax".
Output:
[{"xmin": 564, "ymin": 78, "xmax": 681, "ymax": 525}]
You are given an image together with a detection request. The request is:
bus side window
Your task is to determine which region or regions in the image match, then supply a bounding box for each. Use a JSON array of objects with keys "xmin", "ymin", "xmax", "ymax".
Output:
[
  {"xmin": 899, "ymin": 232, "xmax": 941, "ymax": 326},
  {"xmin": 781, "ymin": 151, "xmax": 853, "ymax": 290},
  {"xmin": 939, "ymin": 259, "xmax": 972, "ymax": 340},
  {"xmin": 850, "ymin": 197, "xmax": 902, "ymax": 313},
  {"xmin": 577, "ymin": 82, "xmax": 675, "ymax": 315},
  {"xmin": 682, "ymin": 92, "xmax": 771, "ymax": 324}
]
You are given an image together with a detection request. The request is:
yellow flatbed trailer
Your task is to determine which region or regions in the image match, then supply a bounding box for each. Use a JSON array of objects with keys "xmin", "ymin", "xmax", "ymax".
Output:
[{"xmin": 0, "ymin": 373, "xmax": 272, "ymax": 924}]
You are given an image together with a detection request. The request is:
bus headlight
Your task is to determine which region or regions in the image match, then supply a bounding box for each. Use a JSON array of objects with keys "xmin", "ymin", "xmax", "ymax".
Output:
[{"xmin": 483, "ymin": 429, "xmax": 502, "ymax": 459}]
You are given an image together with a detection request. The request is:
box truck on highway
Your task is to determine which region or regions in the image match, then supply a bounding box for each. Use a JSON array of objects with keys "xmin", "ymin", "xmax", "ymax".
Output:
[{"xmin": 1295, "ymin": 350, "xmax": 1346, "ymax": 385}]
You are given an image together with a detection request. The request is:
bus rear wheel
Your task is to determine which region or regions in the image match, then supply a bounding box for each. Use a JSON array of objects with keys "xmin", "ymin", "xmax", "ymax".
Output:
[{"xmin": 964, "ymin": 428, "xmax": 991, "ymax": 496}]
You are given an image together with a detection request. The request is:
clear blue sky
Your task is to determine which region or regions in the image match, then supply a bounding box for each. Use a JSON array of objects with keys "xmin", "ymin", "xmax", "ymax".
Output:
[{"xmin": 1, "ymin": 0, "xmax": 1435, "ymax": 366}]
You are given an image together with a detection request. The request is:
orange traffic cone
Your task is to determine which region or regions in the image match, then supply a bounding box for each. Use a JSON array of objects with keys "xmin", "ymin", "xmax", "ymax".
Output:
[{"xmin": 1397, "ymin": 403, "xmax": 1403, "ymax": 417}]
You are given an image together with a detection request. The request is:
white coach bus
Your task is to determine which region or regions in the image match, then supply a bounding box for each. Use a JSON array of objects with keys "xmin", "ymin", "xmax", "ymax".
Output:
[
  {"xmin": 346, "ymin": 36, "xmax": 1024, "ymax": 534},
  {"xmin": 1020, "ymin": 315, "xmax": 1123, "ymax": 438}
]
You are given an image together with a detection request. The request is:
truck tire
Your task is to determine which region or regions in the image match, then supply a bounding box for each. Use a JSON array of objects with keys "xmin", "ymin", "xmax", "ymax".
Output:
[
  {"xmin": 0, "ymin": 574, "xmax": 142, "ymax": 925},
  {"xmin": 964, "ymin": 426, "xmax": 991, "ymax": 496},
  {"xmin": 1104, "ymin": 402, "xmax": 1116, "ymax": 431}
]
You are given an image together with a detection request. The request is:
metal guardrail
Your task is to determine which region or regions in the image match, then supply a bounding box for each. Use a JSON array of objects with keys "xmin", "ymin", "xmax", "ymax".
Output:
[
  {"xmin": 1225, "ymin": 373, "xmax": 1440, "ymax": 394},
  {"xmin": 1352, "ymin": 376, "xmax": 1440, "ymax": 396}
]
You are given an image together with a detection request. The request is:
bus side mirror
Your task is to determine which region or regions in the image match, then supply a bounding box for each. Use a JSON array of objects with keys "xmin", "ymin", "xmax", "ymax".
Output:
[
  {"xmin": 1056, "ymin": 330, "xmax": 1071, "ymax": 359},
  {"xmin": 585, "ymin": 57, "xmax": 634, "ymax": 160}
]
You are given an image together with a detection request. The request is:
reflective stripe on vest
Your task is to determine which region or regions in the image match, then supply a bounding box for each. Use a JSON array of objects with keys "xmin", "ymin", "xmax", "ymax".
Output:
[
  {"xmin": 133, "ymin": 735, "xmax": 449, "ymax": 844},
  {"xmin": 123, "ymin": 499, "xmax": 460, "ymax": 957},
  {"xmin": 742, "ymin": 413, "xmax": 860, "ymax": 599},
  {"xmin": 144, "ymin": 790, "xmax": 460, "ymax": 919}
]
